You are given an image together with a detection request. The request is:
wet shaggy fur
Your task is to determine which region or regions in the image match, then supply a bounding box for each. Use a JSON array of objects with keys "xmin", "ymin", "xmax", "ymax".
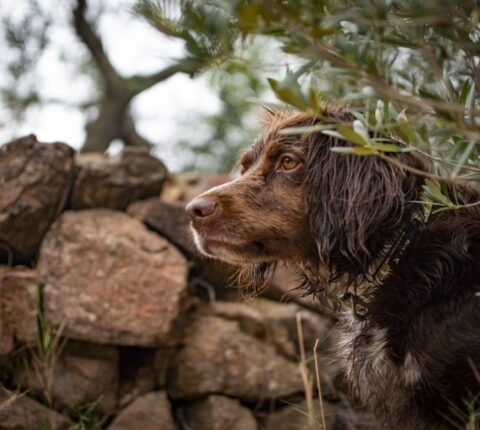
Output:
[{"xmin": 187, "ymin": 109, "xmax": 480, "ymax": 429}]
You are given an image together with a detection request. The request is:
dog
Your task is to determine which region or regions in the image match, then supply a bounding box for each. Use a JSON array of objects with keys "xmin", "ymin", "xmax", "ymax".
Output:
[{"xmin": 186, "ymin": 108, "xmax": 480, "ymax": 429}]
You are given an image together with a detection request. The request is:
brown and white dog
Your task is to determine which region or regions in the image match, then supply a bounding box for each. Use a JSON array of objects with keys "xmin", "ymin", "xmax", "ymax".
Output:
[{"xmin": 186, "ymin": 109, "xmax": 480, "ymax": 429}]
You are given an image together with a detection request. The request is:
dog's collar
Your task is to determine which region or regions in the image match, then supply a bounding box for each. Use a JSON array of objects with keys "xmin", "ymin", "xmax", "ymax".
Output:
[{"xmin": 339, "ymin": 200, "xmax": 432, "ymax": 320}]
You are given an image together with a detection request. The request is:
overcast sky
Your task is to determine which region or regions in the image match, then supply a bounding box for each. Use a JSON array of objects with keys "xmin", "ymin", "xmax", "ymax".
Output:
[{"xmin": 0, "ymin": 0, "xmax": 224, "ymax": 171}]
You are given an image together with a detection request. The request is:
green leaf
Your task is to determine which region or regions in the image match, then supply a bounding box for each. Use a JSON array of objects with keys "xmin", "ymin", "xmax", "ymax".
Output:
[
  {"xmin": 322, "ymin": 130, "xmax": 346, "ymax": 140},
  {"xmin": 375, "ymin": 100, "xmax": 384, "ymax": 125},
  {"xmin": 331, "ymin": 146, "xmax": 377, "ymax": 155},
  {"xmin": 396, "ymin": 110, "xmax": 420, "ymax": 144},
  {"xmin": 459, "ymin": 79, "xmax": 471, "ymax": 106},
  {"xmin": 371, "ymin": 142, "xmax": 411, "ymax": 152},
  {"xmin": 330, "ymin": 146, "xmax": 356, "ymax": 153},
  {"xmin": 452, "ymin": 140, "xmax": 477, "ymax": 177},
  {"xmin": 353, "ymin": 119, "xmax": 369, "ymax": 139},
  {"xmin": 308, "ymin": 88, "xmax": 320, "ymax": 113},
  {"xmin": 267, "ymin": 72, "xmax": 308, "ymax": 110},
  {"xmin": 423, "ymin": 179, "xmax": 453, "ymax": 206},
  {"xmin": 419, "ymin": 87, "xmax": 443, "ymax": 101},
  {"xmin": 310, "ymin": 27, "xmax": 338, "ymax": 38},
  {"xmin": 323, "ymin": 127, "xmax": 369, "ymax": 146},
  {"xmin": 419, "ymin": 124, "xmax": 429, "ymax": 144},
  {"xmin": 351, "ymin": 147, "xmax": 378, "ymax": 155},
  {"xmin": 236, "ymin": 4, "xmax": 260, "ymax": 31},
  {"xmin": 279, "ymin": 124, "xmax": 335, "ymax": 135},
  {"xmin": 383, "ymin": 100, "xmax": 392, "ymax": 124}
]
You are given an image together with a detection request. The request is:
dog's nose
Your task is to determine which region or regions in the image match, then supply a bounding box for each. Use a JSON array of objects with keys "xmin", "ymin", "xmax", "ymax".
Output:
[{"xmin": 186, "ymin": 197, "xmax": 218, "ymax": 222}]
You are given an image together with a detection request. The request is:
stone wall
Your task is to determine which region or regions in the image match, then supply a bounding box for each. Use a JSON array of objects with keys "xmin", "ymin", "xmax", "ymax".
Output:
[{"xmin": 0, "ymin": 136, "xmax": 377, "ymax": 430}]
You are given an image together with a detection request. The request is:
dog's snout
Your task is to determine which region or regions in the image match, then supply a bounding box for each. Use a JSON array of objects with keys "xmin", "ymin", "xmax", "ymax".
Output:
[{"xmin": 186, "ymin": 197, "xmax": 218, "ymax": 222}]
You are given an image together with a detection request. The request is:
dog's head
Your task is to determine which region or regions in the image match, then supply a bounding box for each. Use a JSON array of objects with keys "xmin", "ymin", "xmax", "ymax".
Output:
[{"xmin": 186, "ymin": 109, "xmax": 425, "ymax": 292}]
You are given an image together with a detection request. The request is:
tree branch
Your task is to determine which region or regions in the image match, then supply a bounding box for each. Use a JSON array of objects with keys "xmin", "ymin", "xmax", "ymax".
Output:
[
  {"xmin": 129, "ymin": 59, "xmax": 200, "ymax": 94},
  {"xmin": 72, "ymin": 0, "xmax": 122, "ymax": 91}
]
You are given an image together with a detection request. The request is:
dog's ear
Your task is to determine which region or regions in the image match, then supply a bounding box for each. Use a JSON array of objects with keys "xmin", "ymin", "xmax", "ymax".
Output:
[{"xmin": 304, "ymin": 132, "xmax": 424, "ymax": 281}]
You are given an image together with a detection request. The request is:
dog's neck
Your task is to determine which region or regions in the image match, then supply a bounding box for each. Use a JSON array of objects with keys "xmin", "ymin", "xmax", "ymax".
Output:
[{"xmin": 339, "ymin": 200, "xmax": 432, "ymax": 320}]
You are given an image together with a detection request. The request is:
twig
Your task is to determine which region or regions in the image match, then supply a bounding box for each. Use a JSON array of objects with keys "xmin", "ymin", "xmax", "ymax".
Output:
[
  {"xmin": 314, "ymin": 339, "xmax": 327, "ymax": 430},
  {"xmin": 296, "ymin": 313, "xmax": 315, "ymax": 429}
]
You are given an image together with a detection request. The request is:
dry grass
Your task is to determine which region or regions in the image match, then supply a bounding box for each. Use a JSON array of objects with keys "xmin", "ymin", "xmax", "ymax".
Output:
[{"xmin": 296, "ymin": 312, "xmax": 327, "ymax": 430}]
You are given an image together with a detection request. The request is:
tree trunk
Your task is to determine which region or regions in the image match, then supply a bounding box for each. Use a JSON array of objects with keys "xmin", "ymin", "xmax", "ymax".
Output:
[{"xmin": 73, "ymin": 0, "xmax": 192, "ymax": 153}]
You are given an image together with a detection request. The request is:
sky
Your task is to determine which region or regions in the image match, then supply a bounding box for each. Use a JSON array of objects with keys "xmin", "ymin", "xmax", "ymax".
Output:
[{"xmin": 0, "ymin": 0, "xmax": 223, "ymax": 171}]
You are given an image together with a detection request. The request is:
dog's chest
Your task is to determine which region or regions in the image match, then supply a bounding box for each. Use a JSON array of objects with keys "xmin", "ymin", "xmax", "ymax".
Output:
[{"xmin": 335, "ymin": 309, "xmax": 423, "ymax": 411}]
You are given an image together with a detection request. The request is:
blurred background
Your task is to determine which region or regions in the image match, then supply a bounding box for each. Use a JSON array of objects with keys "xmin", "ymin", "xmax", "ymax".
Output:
[
  {"xmin": 1, "ymin": 0, "xmax": 478, "ymax": 179},
  {"xmin": 0, "ymin": 0, "xmax": 284, "ymax": 172}
]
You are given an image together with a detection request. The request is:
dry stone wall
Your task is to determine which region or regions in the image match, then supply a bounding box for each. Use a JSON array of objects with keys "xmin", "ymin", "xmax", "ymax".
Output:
[{"xmin": 0, "ymin": 136, "xmax": 377, "ymax": 430}]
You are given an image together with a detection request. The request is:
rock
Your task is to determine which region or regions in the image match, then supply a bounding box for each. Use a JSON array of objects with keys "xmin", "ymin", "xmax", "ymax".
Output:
[
  {"xmin": 18, "ymin": 341, "xmax": 119, "ymax": 414},
  {"xmin": 180, "ymin": 395, "xmax": 257, "ymax": 430},
  {"xmin": 0, "ymin": 135, "xmax": 74, "ymax": 262},
  {"xmin": 212, "ymin": 301, "xmax": 267, "ymax": 338},
  {"xmin": 0, "ymin": 266, "xmax": 38, "ymax": 355},
  {"xmin": 108, "ymin": 391, "xmax": 176, "ymax": 430},
  {"xmin": 212, "ymin": 299, "xmax": 340, "ymax": 404},
  {"xmin": 212, "ymin": 299, "xmax": 332, "ymax": 360},
  {"xmin": 161, "ymin": 172, "xmax": 230, "ymax": 203},
  {"xmin": 170, "ymin": 315, "xmax": 304, "ymax": 402},
  {"xmin": 251, "ymin": 299, "xmax": 337, "ymax": 392},
  {"xmin": 0, "ymin": 389, "xmax": 72, "ymax": 430},
  {"xmin": 70, "ymin": 147, "xmax": 167, "ymax": 210},
  {"xmin": 189, "ymin": 262, "xmax": 238, "ymax": 301},
  {"xmin": 212, "ymin": 300, "xmax": 295, "ymax": 358},
  {"xmin": 51, "ymin": 341, "xmax": 119, "ymax": 414},
  {"xmin": 38, "ymin": 209, "xmax": 188, "ymax": 346},
  {"xmin": 127, "ymin": 197, "xmax": 237, "ymax": 299},
  {"xmin": 252, "ymin": 299, "xmax": 332, "ymax": 354},
  {"xmin": 127, "ymin": 198, "xmax": 195, "ymax": 257}
]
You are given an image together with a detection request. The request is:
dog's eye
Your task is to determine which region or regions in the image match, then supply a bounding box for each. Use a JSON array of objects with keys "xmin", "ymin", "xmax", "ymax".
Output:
[{"xmin": 279, "ymin": 155, "xmax": 300, "ymax": 171}]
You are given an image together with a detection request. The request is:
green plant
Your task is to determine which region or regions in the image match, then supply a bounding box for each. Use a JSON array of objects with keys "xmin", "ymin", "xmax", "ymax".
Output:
[
  {"xmin": 139, "ymin": 0, "xmax": 480, "ymax": 200},
  {"xmin": 68, "ymin": 400, "xmax": 103, "ymax": 430},
  {"xmin": 29, "ymin": 283, "xmax": 65, "ymax": 408}
]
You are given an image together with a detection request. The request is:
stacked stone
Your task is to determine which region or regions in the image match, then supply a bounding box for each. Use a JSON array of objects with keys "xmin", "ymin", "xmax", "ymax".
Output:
[{"xmin": 0, "ymin": 136, "xmax": 375, "ymax": 430}]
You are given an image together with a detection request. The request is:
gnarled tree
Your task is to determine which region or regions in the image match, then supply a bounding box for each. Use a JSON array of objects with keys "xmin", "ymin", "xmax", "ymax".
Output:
[
  {"xmin": 73, "ymin": 0, "xmax": 199, "ymax": 152},
  {"xmin": 1, "ymin": 0, "xmax": 236, "ymax": 153}
]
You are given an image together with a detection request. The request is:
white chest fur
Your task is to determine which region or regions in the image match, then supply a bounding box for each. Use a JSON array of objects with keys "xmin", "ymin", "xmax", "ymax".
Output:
[{"xmin": 335, "ymin": 309, "xmax": 423, "ymax": 411}]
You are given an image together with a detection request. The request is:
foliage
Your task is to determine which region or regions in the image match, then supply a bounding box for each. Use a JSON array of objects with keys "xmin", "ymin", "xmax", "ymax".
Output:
[
  {"xmin": 134, "ymin": 1, "xmax": 272, "ymax": 172},
  {"xmin": 0, "ymin": 0, "xmax": 242, "ymax": 154},
  {"xmin": 176, "ymin": 45, "xmax": 269, "ymax": 172},
  {"xmin": 138, "ymin": 0, "xmax": 480, "ymax": 183},
  {"xmin": 0, "ymin": 0, "xmax": 51, "ymax": 123},
  {"xmin": 134, "ymin": 0, "xmax": 238, "ymax": 72},
  {"xmin": 0, "ymin": 0, "xmax": 269, "ymax": 165},
  {"xmin": 3, "ymin": 0, "xmax": 479, "ymax": 177}
]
